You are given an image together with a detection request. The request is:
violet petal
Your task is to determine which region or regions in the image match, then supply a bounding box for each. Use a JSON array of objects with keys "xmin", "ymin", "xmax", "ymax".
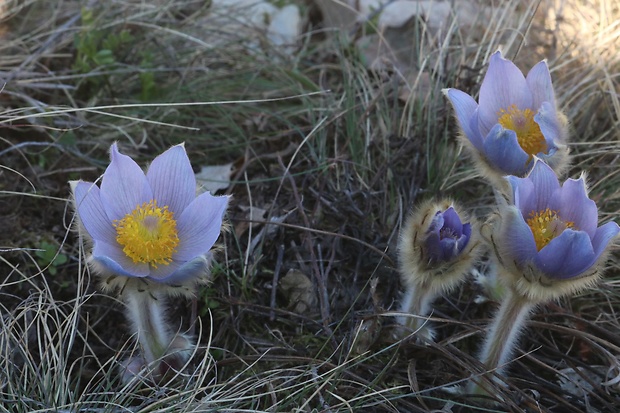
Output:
[
  {"xmin": 549, "ymin": 178, "xmax": 597, "ymax": 237},
  {"xmin": 441, "ymin": 207, "xmax": 463, "ymax": 235},
  {"xmin": 525, "ymin": 60, "xmax": 555, "ymax": 109},
  {"xmin": 478, "ymin": 51, "xmax": 532, "ymax": 133},
  {"xmin": 535, "ymin": 229, "xmax": 595, "ymax": 279},
  {"xmin": 504, "ymin": 207, "xmax": 539, "ymax": 264},
  {"xmin": 146, "ymin": 144, "xmax": 196, "ymax": 216},
  {"xmin": 439, "ymin": 237, "xmax": 458, "ymax": 262},
  {"xmin": 92, "ymin": 240, "xmax": 150, "ymax": 277},
  {"xmin": 174, "ymin": 193, "xmax": 229, "ymax": 261},
  {"xmin": 508, "ymin": 175, "xmax": 536, "ymax": 217},
  {"xmin": 100, "ymin": 144, "xmax": 153, "ymax": 222},
  {"xmin": 526, "ymin": 160, "xmax": 560, "ymax": 212},
  {"xmin": 445, "ymin": 89, "xmax": 483, "ymax": 150},
  {"xmin": 152, "ymin": 256, "xmax": 211, "ymax": 284},
  {"xmin": 591, "ymin": 222, "xmax": 620, "ymax": 257},
  {"xmin": 73, "ymin": 181, "xmax": 117, "ymax": 242},
  {"xmin": 535, "ymin": 102, "xmax": 563, "ymax": 146},
  {"xmin": 482, "ymin": 124, "xmax": 531, "ymax": 176}
]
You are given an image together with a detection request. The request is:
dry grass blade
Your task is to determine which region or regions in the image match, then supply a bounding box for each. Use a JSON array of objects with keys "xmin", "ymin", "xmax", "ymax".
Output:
[{"xmin": 0, "ymin": 0, "xmax": 619, "ymax": 412}]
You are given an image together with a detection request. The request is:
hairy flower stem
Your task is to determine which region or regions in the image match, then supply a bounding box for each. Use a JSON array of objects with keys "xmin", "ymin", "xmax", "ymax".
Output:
[
  {"xmin": 469, "ymin": 287, "xmax": 535, "ymax": 395},
  {"xmin": 399, "ymin": 281, "xmax": 434, "ymax": 337},
  {"xmin": 124, "ymin": 289, "xmax": 171, "ymax": 365}
]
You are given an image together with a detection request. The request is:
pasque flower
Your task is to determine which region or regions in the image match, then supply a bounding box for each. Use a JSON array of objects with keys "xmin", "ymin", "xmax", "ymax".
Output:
[
  {"xmin": 72, "ymin": 143, "xmax": 229, "ymax": 287},
  {"xmin": 444, "ymin": 51, "xmax": 569, "ymax": 183},
  {"xmin": 471, "ymin": 159, "xmax": 619, "ymax": 395},
  {"xmin": 72, "ymin": 143, "xmax": 229, "ymax": 383},
  {"xmin": 398, "ymin": 199, "xmax": 481, "ymax": 341},
  {"xmin": 493, "ymin": 159, "xmax": 619, "ymax": 302}
]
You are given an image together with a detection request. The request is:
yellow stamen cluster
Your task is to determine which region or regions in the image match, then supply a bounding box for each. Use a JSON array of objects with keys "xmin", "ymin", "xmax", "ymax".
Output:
[
  {"xmin": 526, "ymin": 208, "xmax": 574, "ymax": 251},
  {"xmin": 498, "ymin": 104, "xmax": 547, "ymax": 159},
  {"xmin": 114, "ymin": 200, "xmax": 180, "ymax": 267}
]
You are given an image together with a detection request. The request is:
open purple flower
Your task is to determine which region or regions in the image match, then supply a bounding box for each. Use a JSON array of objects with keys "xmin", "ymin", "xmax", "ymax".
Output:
[
  {"xmin": 444, "ymin": 51, "xmax": 568, "ymax": 178},
  {"xmin": 425, "ymin": 207, "xmax": 472, "ymax": 264},
  {"xmin": 471, "ymin": 160, "xmax": 619, "ymax": 392},
  {"xmin": 72, "ymin": 143, "xmax": 229, "ymax": 285},
  {"xmin": 492, "ymin": 159, "xmax": 618, "ymax": 302},
  {"xmin": 506, "ymin": 160, "xmax": 618, "ymax": 278}
]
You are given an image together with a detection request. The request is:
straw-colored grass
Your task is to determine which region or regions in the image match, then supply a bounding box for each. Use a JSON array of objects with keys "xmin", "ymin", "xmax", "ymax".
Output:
[{"xmin": 1, "ymin": 0, "xmax": 619, "ymax": 411}]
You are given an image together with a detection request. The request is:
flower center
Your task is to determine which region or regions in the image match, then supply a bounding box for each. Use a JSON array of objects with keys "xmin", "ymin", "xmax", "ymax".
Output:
[
  {"xmin": 497, "ymin": 105, "xmax": 547, "ymax": 159},
  {"xmin": 439, "ymin": 227, "xmax": 457, "ymax": 240},
  {"xmin": 526, "ymin": 208, "xmax": 574, "ymax": 251},
  {"xmin": 114, "ymin": 200, "xmax": 180, "ymax": 266}
]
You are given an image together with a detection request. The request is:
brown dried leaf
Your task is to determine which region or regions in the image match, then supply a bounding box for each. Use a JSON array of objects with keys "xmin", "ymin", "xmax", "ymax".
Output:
[{"xmin": 279, "ymin": 269, "xmax": 317, "ymax": 314}]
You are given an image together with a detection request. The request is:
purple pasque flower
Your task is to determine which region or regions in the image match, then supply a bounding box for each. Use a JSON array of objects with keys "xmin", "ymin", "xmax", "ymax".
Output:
[
  {"xmin": 72, "ymin": 143, "xmax": 229, "ymax": 284},
  {"xmin": 425, "ymin": 207, "xmax": 472, "ymax": 264},
  {"xmin": 501, "ymin": 159, "xmax": 618, "ymax": 280},
  {"xmin": 397, "ymin": 200, "xmax": 480, "ymax": 341},
  {"xmin": 445, "ymin": 51, "xmax": 567, "ymax": 177}
]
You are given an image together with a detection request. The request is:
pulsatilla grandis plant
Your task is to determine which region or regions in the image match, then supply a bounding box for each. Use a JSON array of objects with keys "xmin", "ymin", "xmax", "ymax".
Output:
[{"xmin": 72, "ymin": 143, "xmax": 229, "ymax": 383}]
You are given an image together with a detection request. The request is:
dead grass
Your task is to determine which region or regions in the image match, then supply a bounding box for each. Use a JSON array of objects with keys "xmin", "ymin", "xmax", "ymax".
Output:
[{"xmin": 0, "ymin": 0, "xmax": 619, "ymax": 411}]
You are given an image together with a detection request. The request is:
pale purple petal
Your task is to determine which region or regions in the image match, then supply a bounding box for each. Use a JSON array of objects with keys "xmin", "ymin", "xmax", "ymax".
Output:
[
  {"xmin": 73, "ymin": 181, "xmax": 117, "ymax": 242},
  {"xmin": 92, "ymin": 240, "xmax": 150, "ymax": 277},
  {"xmin": 442, "ymin": 207, "xmax": 463, "ymax": 235},
  {"xmin": 445, "ymin": 89, "xmax": 483, "ymax": 150},
  {"xmin": 146, "ymin": 144, "xmax": 196, "ymax": 216},
  {"xmin": 478, "ymin": 51, "xmax": 532, "ymax": 133},
  {"xmin": 471, "ymin": 110, "xmax": 489, "ymax": 141},
  {"xmin": 439, "ymin": 237, "xmax": 458, "ymax": 261},
  {"xmin": 100, "ymin": 144, "xmax": 153, "ymax": 222},
  {"xmin": 508, "ymin": 176, "xmax": 537, "ymax": 216},
  {"xmin": 549, "ymin": 178, "xmax": 597, "ymax": 237},
  {"xmin": 535, "ymin": 229, "xmax": 595, "ymax": 279},
  {"xmin": 174, "ymin": 193, "xmax": 230, "ymax": 261},
  {"xmin": 425, "ymin": 232, "xmax": 443, "ymax": 262},
  {"xmin": 526, "ymin": 160, "xmax": 560, "ymax": 211},
  {"xmin": 526, "ymin": 60, "xmax": 555, "ymax": 108},
  {"xmin": 147, "ymin": 260, "xmax": 182, "ymax": 281},
  {"xmin": 591, "ymin": 222, "xmax": 620, "ymax": 257},
  {"xmin": 535, "ymin": 102, "xmax": 564, "ymax": 145},
  {"xmin": 459, "ymin": 223, "xmax": 472, "ymax": 253},
  {"xmin": 150, "ymin": 256, "xmax": 211, "ymax": 284},
  {"xmin": 427, "ymin": 212, "xmax": 443, "ymax": 234},
  {"xmin": 425, "ymin": 208, "xmax": 471, "ymax": 263},
  {"xmin": 482, "ymin": 124, "xmax": 531, "ymax": 176},
  {"xmin": 504, "ymin": 207, "xmax": 538, "ymax": 263}
]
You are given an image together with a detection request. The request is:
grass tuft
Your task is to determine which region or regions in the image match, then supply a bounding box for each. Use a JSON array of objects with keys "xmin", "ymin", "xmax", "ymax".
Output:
[{"xmin": 1, "ymin": 0, "xmax": 619, "ymax": 411}]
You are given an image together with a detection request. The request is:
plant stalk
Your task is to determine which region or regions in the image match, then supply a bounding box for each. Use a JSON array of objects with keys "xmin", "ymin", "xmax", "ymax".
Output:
[
  {"xmin": 124, "ymin": 289, "xmax": 171, "ymax": 365},
  {"xmin": 469, "ymin": 287, "xmax": 535, "ymax": 394},
  {"xmin": 399, "ymin": 281, "xmax": 434, "ymax": 334}
]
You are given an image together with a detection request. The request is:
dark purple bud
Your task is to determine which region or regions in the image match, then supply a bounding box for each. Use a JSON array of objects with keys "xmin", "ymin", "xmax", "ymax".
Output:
[{"xmin": 425, "ymin": 207, "xmax": 471, "ymax": 264}]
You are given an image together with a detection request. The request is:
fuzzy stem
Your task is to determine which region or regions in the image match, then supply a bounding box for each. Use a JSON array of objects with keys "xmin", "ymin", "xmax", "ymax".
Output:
[
  {"xmin": 399, "ymin": 281, "xmax": 435, "ymax": 333},
  {"xmin": 124, "ymin": 289, "xmax": 171, "ymax": 365},
  {"xmin": 469, "ymin": 288, "xmax": 535, "ymax": 394}
]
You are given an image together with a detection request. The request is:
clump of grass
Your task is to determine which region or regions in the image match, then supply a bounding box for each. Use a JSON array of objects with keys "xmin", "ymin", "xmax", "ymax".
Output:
[{"xmin": 1, "ymin": 0, "xmax": 620, "ymax": 411}]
